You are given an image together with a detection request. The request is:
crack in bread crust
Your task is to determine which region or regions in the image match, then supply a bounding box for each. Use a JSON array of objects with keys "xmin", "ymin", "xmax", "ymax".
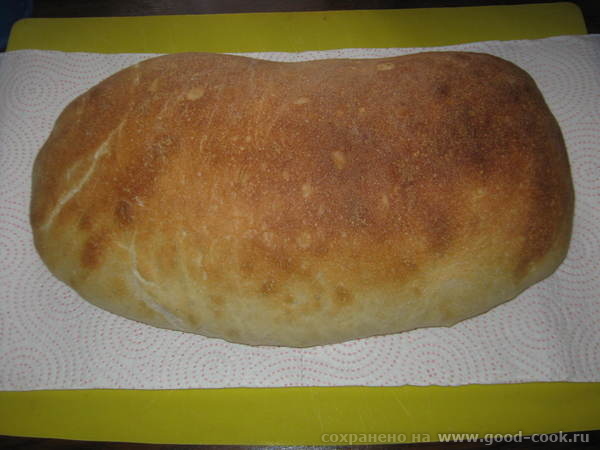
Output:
[
  {"xmin": 118, "ymin": 237, "xmax": 186, "ymax": 330},
  {"xmin": 40, "ymin": 127, "xmax": 116, "ymax": 231}
]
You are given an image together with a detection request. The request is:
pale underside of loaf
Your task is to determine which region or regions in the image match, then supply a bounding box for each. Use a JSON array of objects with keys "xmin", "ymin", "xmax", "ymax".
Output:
[{"xmin": 30, "ymin": 51, "xmax": 574, "ymax": 347}]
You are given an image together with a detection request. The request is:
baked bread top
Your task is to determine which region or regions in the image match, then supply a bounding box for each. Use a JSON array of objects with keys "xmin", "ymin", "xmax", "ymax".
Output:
[{"xmin": 30, "ymin": 52, "xmax": 574, "ymax": 346}]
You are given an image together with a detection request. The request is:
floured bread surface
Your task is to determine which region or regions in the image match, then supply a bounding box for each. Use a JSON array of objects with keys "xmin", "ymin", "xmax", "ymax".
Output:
[{"xmin": 30, "ymin": 52, "xmax": 574, "ymax": 347}]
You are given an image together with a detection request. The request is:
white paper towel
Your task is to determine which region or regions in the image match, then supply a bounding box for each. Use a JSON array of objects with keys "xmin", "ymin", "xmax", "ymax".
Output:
[{"xmin": 1, "ymin": 35, "xmax": 599, "ymax": 390}]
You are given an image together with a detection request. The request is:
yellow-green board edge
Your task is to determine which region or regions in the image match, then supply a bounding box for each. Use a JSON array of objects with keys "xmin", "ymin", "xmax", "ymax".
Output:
[
  {"xmin": 1, "ymin": 384, "xmax": 599, "ymax": 445},
  {"xmin": 3, "ymin": 2, "xmax": 597, "ymax": 445},
  {"xmin": 7, "ymin": 3, "xmax": 586, "ymax": 53}
]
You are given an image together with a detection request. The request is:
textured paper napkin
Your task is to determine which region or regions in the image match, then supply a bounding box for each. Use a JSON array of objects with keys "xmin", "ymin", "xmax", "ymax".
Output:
[{"xmin": 1, "ymin": 35, "xmax": 599, "ymax": 390}]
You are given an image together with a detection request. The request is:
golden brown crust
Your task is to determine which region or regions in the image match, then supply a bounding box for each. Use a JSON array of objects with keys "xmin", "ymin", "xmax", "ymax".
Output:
[{"xmin": 30, "ymin": 51, "xmax": 574, "ymax": 346}]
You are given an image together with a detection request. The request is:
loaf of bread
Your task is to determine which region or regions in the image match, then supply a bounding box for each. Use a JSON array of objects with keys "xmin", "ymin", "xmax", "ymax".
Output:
[{"xmin": 30, "ymin": 51, "xmax": 574, "ymax": 347}]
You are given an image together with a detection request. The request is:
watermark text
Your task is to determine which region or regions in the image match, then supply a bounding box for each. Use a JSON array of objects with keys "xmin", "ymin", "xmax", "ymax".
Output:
[{"xmin": 321, "ymin": 430, "xmax": 590, "ymax": 445}]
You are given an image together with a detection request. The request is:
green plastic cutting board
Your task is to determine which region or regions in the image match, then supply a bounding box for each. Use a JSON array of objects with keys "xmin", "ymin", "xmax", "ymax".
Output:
[
  {"xmin": 7, "ymin": 3, "xmax": 587, "ymax": 52},
  {"xmin": 3, "ymin": 3, "xmax": 599, "ymax": 445}
]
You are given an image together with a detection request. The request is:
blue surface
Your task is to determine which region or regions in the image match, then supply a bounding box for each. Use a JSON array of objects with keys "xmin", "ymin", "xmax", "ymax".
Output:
[{"xmin": 1, "ymin": 0, "xmax": 32, "ymax": 50}]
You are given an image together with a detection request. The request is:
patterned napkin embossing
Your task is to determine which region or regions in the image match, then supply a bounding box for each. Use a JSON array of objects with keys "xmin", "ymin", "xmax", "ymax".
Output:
[{"xmin": 0, "ymin": 36, "xmax": 599, "ymax": 390}]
